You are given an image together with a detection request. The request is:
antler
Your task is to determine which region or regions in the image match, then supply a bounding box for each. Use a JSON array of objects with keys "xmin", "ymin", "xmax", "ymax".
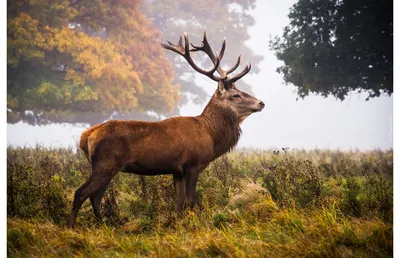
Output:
[
  {"xmin": 161, "ymin": 32, "xmax": 252, "ymax": 84},
  {"xmin": 161, "ymin": 33, "xmax": 223, "ymax": 81},
  {"xmin": 190, "ymin": 32, "xmax": 252, "ymax": 84},
  {"xmin": 190, "ymin": 32, "xmax": 242, "ymax": 79},
  {"xmin": 189, "ymin": 32, "xmax": 227, "ymax": 78},
  {"xmin": 229, "ymin": 63, "xmax": 252, "ymax": 83}
]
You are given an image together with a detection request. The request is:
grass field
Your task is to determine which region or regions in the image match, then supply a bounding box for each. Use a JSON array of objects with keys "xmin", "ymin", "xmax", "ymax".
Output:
[{"xmin": 7, "ymin": 146, "xmax": 393, "ymax": 257}]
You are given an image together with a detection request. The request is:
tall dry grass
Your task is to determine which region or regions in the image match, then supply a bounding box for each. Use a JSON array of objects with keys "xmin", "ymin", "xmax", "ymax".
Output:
[{"xmin": 7, "ymin": 146, "xmax": 393, "ymax": 257}]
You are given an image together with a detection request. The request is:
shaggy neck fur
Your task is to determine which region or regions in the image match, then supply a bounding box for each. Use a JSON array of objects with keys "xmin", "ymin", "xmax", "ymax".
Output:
[{"xmin": 200, "ymin": 98, "xmax": 242, "ymax": 159}]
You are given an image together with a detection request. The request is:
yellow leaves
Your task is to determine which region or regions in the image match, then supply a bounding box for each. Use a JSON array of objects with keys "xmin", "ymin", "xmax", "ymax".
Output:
[
  {"xmin": 37, "ymin": 82, "xmax": 62, "ymax": 99},
  {"xmin": 10, "ymin": 13, "xmax": 39, "ymax": 42},
  {"xmin": 33, "ymin": 82, "xmax": 65, "ymax": 108},
  {"xmin": 53, "ymin": 27, "xmax": 74, "ymax": 52},
  {"xmin": 91, "ymin": 67, "xmax": 103, "ymax": 80},
  {"xmin": 76, "ymin": 48, "xmax": 100, "ymax": 67},
  {"xmin": 64, "ymin": 91, "xmax": 72, "ymax": 103},
  {"xmin": 8, "ymin": 0, "xmax": 181, "ymax": 122},
  {"xmin": 65, "ymin": 68, "xmax": 85, "ymax": 86},
  {"xmin": 73, "ymin": 86, "xmax": 98, "ymax": 102},
  {"xmin": 8, "ymin": 12, "xmax": 59, "ymax": 64}
]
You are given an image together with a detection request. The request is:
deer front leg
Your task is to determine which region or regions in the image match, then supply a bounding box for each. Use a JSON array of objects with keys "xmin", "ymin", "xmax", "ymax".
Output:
[
  {"xmin": 173, "ymin": 174, "xmax": 186, "ymax": 215},
  {"xmin": 185, "ymin": 169, "xmax": 200, "ymax": 209}
]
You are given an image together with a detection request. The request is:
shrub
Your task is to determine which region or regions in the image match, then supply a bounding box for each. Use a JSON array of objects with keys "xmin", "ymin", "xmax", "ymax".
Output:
[{"xmin": 6, "ymin": 146, "xmax": 393, "ymax": 226}]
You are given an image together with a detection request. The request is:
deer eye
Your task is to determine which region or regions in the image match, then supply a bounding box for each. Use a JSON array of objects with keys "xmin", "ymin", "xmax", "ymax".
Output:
[{"xmin": 233, "ymin": 94, "xmax": 241, "ymax": 98}]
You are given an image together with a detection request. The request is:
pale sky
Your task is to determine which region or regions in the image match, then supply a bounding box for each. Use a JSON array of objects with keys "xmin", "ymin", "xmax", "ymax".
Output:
[{"xmin": 7, "ymin": 0, "xmax": 393, "ymax": 150}]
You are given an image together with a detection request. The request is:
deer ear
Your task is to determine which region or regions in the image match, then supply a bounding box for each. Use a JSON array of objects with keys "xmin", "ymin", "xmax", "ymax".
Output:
[{"xmin": 218, "ymin": 81, "xmax": 226, "ymax": 94}]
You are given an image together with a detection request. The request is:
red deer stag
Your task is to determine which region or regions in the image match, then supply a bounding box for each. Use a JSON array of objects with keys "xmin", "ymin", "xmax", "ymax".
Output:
[{"xmin": 69, "ymin": 32, "xmax": 265, "ymax": 228}]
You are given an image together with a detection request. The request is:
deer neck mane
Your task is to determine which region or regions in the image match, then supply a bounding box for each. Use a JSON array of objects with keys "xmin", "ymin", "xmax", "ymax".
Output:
[{"xmin": 200, "ymin": 99, "xmax": 242, "ymax": 159}]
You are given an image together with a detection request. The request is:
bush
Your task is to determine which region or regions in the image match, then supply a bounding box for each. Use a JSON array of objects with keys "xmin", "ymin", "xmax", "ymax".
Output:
[
  {"xmin": 6, "ymin": 146, "xmax": 393, "ymax": 226},
  {"xmin": 6, "ymin": 146, "xmax": 393, "ymax": 257},
  {"xmin": 7, "ymin": 160, "xmax": 70, "ymax": 225},
  {"xmin": 261, "ymin": 150, "xmax": 323, "ymax": 208}
]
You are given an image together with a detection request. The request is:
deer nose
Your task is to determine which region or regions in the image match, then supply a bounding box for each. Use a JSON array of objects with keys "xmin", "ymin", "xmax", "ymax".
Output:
[{"xmin": 259, "ymin": 101, "xmax": 265, "ymax": 108}]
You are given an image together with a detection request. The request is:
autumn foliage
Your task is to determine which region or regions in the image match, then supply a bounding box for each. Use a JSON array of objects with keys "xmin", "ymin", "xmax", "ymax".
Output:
[{"xmin": 8, "ymin": 0, "xmax": 180, "ymax": 125}]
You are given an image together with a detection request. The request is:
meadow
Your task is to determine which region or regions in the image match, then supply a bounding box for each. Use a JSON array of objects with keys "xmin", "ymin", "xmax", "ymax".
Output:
[{"xmin": 7, "ymin": 146, "xmax": 393, "ymax": 257}]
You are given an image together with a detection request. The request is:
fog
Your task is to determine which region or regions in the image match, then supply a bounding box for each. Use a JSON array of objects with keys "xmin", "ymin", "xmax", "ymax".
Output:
[{"xmin": 7, "ymin": 0, "xmax": 393, "ymax": 150}]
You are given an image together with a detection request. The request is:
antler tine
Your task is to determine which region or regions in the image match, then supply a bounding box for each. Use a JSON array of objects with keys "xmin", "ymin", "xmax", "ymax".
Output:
[
  {"xmin": 183, "ymin": 33, "xmax": 190, "ymax": 54},
  {"xmin": 219, "ymin": 38, "xmax": 226, "ymax": 60},
  {"xmin": 188, "ymin": 32, "xmax": 245, "ymax": 82},
  {"xmin": 178, "ymin": 36, "xmax": 183, "ymax": 47},
  {"xmin": 183, "ymin": 34, "xmax": 222, "ymax": 79},
  {"xmin": 226, "ymin": 55, "xmax": 241, "ymax": 75},
  {"xmin": 161, "ymin": 33, "xmax": 223, "ymax": 81},
  {"xmin": 229, "ymin": 63, "xmax": 252, "ymax": 83},
  {"xmin": 162, "ymin": 32, "xmax": 251, "ymax": 84},
  {"xmin": 189, "ymin": 32, "xmax": 205, "ymax": 51},
  {"xmin": 190, "ymin": 32, "xmax": 217, "ymax": 59},
  {"xmin": 161, "ymin": 36, "xmax": 185, "ymax": 55},
  {"xmin": 189, "ymin": 32, "xmax": 227, "ymax": 78}
]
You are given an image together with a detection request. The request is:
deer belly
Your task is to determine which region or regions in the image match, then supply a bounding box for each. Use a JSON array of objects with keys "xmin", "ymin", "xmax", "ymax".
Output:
[{"xmin": 121, "ymin": 162, "xmax": 176, "ymax": 176}]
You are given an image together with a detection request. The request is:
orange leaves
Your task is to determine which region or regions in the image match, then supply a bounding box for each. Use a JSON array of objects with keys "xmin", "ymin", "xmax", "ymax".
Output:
[
  {"xmin": 8, "ymin": 13, "xmax": 45, "ymax": 64},
  {"xmin": 65, "ymin": 68, "xmax": 85, "ymax": 86},
  {"xmin": 52, "ymin": 27, "xmax": 74, "ymax": 52},
  {"xmin": 8, "ymin": 0, "xmax": 180, "ymax": 124}
]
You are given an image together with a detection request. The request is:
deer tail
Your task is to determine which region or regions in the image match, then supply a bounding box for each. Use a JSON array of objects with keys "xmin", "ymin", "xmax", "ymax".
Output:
[{"xmin": 79, "ymin": 123, "xmax": 104, "ymax": 162}]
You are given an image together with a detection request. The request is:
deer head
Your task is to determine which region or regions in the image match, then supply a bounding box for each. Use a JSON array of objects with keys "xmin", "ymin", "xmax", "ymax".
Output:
[{"xmin": 161, "ymin": 32, "xmax": 265, "ymax": 123}]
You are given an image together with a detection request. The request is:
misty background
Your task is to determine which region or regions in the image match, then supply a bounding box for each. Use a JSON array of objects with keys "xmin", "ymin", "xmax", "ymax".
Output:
[{"xmin": 7, "ymin": 0, "xmax": 393, "ymax": 150}]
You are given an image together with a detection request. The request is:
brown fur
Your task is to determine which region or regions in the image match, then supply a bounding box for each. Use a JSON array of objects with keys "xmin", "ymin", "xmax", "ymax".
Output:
[
  {"xmin": 69, "ymin": 34, "xmax": 264, "ymax": 228},
  {"xmin": 80, "ymin": 123, "xmax": 105, "ymax": 161},
  {"xmin": 80, "ymin": 99, "xmax": 241, "ymax": 175},
  {"xmin": 69, "ymin": 89, "xmax": 262, "ymax": 228}
]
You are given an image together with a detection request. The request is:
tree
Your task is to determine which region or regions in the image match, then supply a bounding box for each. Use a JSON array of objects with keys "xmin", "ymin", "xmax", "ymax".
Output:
[
  {"xmin": 7, "ymin": 0, "xmax": 262, "ymax": 125},
  {"xmin": 7, "ymin": 0, "xmax": 179, "ymax": 125},
  {"xmin": 270, "ymin": 0, "xmax": 393, "ymax": 100},
  {"xmin": 143, "ymin": 0, "xmax": 263, "ymax": 105}
]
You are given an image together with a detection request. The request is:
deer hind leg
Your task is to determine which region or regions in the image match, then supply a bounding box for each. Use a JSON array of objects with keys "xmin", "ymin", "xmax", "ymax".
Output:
[
  {"xmin": 89, "ymin": 186, "xmax": 108, "ymax": 223},
  {"xmin": 69, "ymin": 180, "xmax": 90, "ymax": 228},
  {"xmin": 69, "ymin": 158, "xmax": 121, "ymax": 228}
]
